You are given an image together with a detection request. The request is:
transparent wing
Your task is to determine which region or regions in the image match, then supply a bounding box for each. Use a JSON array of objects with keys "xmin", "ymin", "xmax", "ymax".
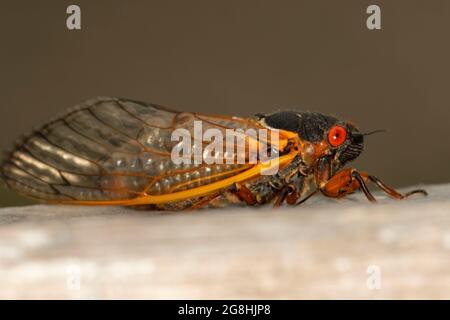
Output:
[{"xmin": 1, "ymin": 97, "xmax": 272, "ymax": 203}]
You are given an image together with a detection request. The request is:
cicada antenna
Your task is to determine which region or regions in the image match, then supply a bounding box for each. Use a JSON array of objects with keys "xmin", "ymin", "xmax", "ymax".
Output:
[{"xmin": 362, "ymin": 129, "xmax": 387, "ymax": 136}]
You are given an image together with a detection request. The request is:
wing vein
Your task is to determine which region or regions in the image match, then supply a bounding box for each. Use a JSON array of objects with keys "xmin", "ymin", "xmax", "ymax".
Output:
[
  {"xmin": 86, "ymin": 107, "xmax": 172, "ymax": 157},
  {"xmin": 116, "ymin": 100, "xmax": 173, "ymax": 130}
]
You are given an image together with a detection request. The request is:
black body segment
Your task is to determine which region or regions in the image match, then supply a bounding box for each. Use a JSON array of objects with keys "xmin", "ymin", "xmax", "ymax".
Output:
[{"xmin": 262, "ymin": 111, "xmax": 338, "ymax": 142}]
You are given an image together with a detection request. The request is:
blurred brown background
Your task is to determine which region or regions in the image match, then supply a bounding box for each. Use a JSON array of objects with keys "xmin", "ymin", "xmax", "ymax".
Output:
[{"xmin": 0, "ymin": 0, "xmax": 449, "ymax": 207}]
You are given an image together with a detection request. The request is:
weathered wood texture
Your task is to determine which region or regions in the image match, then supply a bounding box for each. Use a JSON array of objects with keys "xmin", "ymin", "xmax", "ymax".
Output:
[{"xmin": 0, "ymin": 183, "xmax": 449, "ymax": 299}]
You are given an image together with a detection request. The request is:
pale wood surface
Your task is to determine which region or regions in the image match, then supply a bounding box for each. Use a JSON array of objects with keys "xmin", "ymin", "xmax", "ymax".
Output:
[{"xmin": 0, "ymin": 183, "xmax": 449, "ymax": 299}]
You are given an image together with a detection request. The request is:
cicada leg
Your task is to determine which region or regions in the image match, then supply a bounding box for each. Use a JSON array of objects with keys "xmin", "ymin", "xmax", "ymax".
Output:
[
  {"xmin": 295, "ymin": 189, "xmax": 319, "ymax": 206},
  {"xmin": 319, "ymin": 168, "xmax": 427, "ymax": 202},
  {"xmin": 367, "ymin": 175, "xmax": 427, "ymax": 198},
  {"xmin": 273, "ymin": 188, "xmax": 288, "ymax": 207},
  {"xmin": 274, "ymin": 185, "xmax": 294, "ymax": 207},
  {"xmin": 320, "ymin": 169, "xmax": 376, "ymax": 202},
  {"xmin": 233, "ymin": 183, "xmax": 257, "ymax": 205},
  {"xmin": 186, "ymin": 192, "xmax": 222, "ymax": 210},
  {"xmin": 273, "ymin": 174, "xmax": 306, "ymax": 207}
]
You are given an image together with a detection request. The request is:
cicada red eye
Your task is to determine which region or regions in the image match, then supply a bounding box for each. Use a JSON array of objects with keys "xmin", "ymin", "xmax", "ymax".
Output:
[{"xmin": 328, "ymin": 125, "xmax": 347, "ymax": 147}]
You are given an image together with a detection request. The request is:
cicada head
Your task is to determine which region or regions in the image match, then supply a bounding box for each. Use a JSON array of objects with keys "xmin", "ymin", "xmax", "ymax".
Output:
[
  {"xmin": 257, "ymin": 110, "xmax": 365, "ymax": 167},
  {"xmin": 332, "ymin": 124, "xmax": 364, "ymax": 164}
]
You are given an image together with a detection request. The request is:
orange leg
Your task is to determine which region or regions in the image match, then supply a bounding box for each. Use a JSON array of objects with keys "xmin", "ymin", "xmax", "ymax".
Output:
[
  {"xmin": 366, "ymin": 175, "xmax": 428, "ymax": 199},
  {"xmin": 234, "ymin": 183, "xmax": 257, "ymax": 205},
  {"xmin": 321, "ymin": 169, "xmax": 375, "ymax": 201},
  {"xmin": 320, "ymin": 168, "xmax": 427, "ymax": 202},
  {"xmin": 187, "ymin": 192, "xmax": 222, "ymax": 210}
]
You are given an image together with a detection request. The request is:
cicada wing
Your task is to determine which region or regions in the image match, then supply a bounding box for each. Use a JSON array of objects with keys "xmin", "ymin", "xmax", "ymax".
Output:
[{"xmin": 1, "ymin": 97, "xmax": 277, "ymax": 204}]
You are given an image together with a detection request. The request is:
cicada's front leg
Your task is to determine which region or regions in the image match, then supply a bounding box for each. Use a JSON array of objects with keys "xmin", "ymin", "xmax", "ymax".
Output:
[
  {"xmin": 319, "ymin": 168, "xmax": 376, "ymax": 201},
  {"xmin": 314, "ymin": 158, "xmax": 427, "ymax": 203}
]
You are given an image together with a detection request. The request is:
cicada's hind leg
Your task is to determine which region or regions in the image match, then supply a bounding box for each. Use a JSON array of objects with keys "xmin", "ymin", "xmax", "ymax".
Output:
[
  {"xmin": 178, "ymin": 182, "xmax": 270, "ymax": 211},
  {"xmin": 180, "ymin": 192, "xmax": 226, "ymax": 210},
  {"xmin": 182, "ymin": 184, "xmax": 257, "ymax": 210},
  {"xmin": 318, "ymin": 167, "xmax": 427, "ymax": 202}
]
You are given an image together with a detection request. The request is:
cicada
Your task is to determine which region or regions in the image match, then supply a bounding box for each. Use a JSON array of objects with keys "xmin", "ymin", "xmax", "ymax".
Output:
[{"xmin": 0, "ymin": 97, "xmax": 426, "ymax": 210}]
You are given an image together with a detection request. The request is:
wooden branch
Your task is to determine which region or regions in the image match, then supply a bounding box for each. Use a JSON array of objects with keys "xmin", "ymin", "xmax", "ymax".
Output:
[{"xmin": 0, "ymin": 184, "xmax": 449, "ymax": 299}]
